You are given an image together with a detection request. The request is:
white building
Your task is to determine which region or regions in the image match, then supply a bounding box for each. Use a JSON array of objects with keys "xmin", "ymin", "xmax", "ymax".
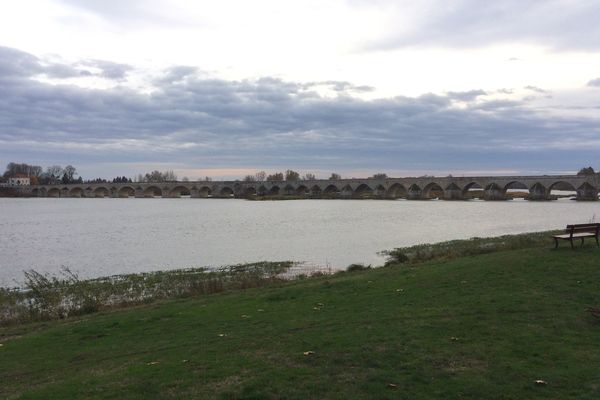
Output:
[{"xmin": 8, "ymin": 176, "xmax": 30, "ymax": 186}]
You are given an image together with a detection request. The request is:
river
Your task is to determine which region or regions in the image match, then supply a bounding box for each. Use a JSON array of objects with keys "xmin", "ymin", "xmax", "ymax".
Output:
[{"xmin": 1, "ymin": 197, "xmax": 599, "ymax": 286}]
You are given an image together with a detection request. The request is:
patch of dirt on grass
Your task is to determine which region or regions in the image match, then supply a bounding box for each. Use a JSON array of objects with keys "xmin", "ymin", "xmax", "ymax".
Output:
[
  {"xmin": 439, "ymin": 357, "xmax": 488, "ymax": 373},
  {"xmin": 248, "ymin": 349, "xmax": 303, "ymax": 369},
  {"xmin": 209, "ymin": 374, "xmax": 243, "ymax": 392}
]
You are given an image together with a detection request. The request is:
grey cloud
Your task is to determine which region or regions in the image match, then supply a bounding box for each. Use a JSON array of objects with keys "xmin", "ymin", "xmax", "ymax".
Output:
[
  {"xmin": 2, "ymin": 46, "xmax": 600, "ymax": 174},
  {"xmin": 524, "ymin": 85, "xmax": 549, "ymax": 94},
  {"xmin": 302, "ymin": 81, "xmax": 375, "ymax": 93},
  {"xmin": 155, "ymin": 66, "xmax": 200, "ymax": 84},
  {"xmin": 364, "ymin": 0, "xmax": 600, "ymax": 52},
  {"xmin": 79, "ymin": 60, "xmax": 133, "ymax": 80},
  {"xmin": 0, "ymin": 46, "xmax": 133, "ymax": 81},
  {"xmin": 588, "ymin": 78, "xmax": 600, "ymax": 87},
  {"xmin": 0, "ymin": 47, "xmax": 43, "ymax": 77},
  {"xmin": 446, "ymin": 90, "xmax": 487, "ymax": 102}
]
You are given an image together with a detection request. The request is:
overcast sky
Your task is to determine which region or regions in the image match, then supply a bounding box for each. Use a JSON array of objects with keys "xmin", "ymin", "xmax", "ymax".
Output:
[{"xmin": 1, "ymin": 0, "xmax": 600, "ymax": 179}]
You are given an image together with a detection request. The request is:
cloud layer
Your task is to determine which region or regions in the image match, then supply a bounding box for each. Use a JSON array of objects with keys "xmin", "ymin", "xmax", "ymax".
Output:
[
  {"xmin": 364, "ymin": 0, "xmax": 600, "ymax": 52},
  {"xmin": 1, "ymin": 46, "xmax": 600, "ymax": 178}
]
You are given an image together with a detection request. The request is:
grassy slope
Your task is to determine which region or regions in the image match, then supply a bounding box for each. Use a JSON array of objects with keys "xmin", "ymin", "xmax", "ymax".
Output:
[{"xmin": 2, "ymin": 244, "xmax": 600, "ymax": 399}]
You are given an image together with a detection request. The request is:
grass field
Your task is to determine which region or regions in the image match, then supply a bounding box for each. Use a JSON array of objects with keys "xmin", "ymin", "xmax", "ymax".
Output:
[{"xmin": 2, "ymin": 235, "xmax": 600, "ymax": 399}]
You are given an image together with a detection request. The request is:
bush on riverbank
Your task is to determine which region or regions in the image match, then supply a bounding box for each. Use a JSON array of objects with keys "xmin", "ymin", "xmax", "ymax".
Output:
[{"xmin": 0, "ymin": 262, "xmax": 294, "ymax": 325}]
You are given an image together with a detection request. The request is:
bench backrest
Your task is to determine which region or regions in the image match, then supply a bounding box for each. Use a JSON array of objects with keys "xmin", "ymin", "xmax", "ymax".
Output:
[{"xmin": 566, "ymin": 223, "xmax": 600, "ymax": 235}]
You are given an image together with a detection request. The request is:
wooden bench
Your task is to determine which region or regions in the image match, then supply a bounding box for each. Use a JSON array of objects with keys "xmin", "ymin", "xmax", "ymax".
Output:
[{"xmin": 552, "ymin": 223, "xmax": 600, "ymax": 249}]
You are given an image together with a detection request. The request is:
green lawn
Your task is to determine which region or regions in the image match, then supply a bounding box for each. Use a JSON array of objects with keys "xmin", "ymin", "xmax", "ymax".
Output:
[{"xmin": 2, "ymin": 243, "xmax": 600, "ymax": 399}]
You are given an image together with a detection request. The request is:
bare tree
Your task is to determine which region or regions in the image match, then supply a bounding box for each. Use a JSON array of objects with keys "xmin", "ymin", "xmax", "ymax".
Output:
[
  {"xmin": 3, "ymin": 162, "xmax": 42, "ymax": 178},
  {"xmin": 370, "ymin": 173, "xmax": 387, "ymax": 179},
  {"xmin": 267, "ymin": 172, "xmax": 284, "ymax": 181},
  {"xmin": 285, "ymin": 170, "xmax": 300, "ymax": 181},
  {"xmin": 63, "ymin": 165, "xmax": 77, "ymax": 182},
  {"xmin": 46, "ymin": 165, "xmax": 63, "ymax": 183},
  {"xmin": 255, "ymin": 171, "xmax": 266, "ymax": 181},
  {"xmin": 243, "ymin": 175, "xmax": 256, "ymax": 182},
  {"xmin": 163, "ymin": 170, "xmax": 177, "ymax": 182},
  {"xmin": 329, "ymin": 173, "xmax": 341, "ymax": 180},
  {"xmin": 303, "ymin": 173, "xmax": 316, "ymax": 180}
]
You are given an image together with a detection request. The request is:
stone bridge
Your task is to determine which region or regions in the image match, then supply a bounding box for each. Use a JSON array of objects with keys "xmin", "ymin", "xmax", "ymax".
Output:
[{"xmin": 19, "ymin": 175, "xmax": 600, "ymax": 200}]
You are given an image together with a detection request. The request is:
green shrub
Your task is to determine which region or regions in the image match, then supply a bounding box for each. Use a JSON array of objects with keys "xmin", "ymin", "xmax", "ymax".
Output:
[{"xmin": 347, "ymin": 263, "xmax": 371, "ymax": 272}]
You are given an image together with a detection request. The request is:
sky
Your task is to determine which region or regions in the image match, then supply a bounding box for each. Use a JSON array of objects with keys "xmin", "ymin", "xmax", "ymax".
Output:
[{"xmin": 1, "ymin": 0, "xmax": 600, "ymax": 180}]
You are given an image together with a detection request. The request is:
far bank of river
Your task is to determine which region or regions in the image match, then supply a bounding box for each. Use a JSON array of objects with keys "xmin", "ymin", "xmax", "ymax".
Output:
[{"xmin": 1, "ymin": 197, "xmax": 598, "ymax": 286}]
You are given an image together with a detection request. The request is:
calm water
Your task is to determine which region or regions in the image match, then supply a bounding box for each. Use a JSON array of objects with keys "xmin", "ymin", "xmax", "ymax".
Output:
[{"xmin": 1, "ymin": 198, "xmax": 599, "ymax": 286}]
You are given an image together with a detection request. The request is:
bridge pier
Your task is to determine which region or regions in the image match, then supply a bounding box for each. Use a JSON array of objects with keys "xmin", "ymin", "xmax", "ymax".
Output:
[
  {"xmin": 577, "ymin": 183, "xmax": 598, "ymax": 201},
  {"xmin": 528, "ymin": 184, "xmax": 550, "ymax": 201},
  {"xmin": 341, "ymin": 187, "xmax": 353, "ymax": 199},
  {"xmin": 407, "ymin": 187, "xmax": 422, "ymax": 200},
  {"xmin": 483, "ymin": 186, "xmax": 507, "ymax": 201}
]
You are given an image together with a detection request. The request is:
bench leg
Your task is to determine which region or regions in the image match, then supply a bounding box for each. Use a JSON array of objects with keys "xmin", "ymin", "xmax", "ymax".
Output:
[
  {"xmin": 596, "ymin": 236, "xmax": 599, "ymax": 247},
  {"xmin": 581, "ymin": 237, "xmax": 585, "ymax": 247},
  {"xmin": 554, "ymin": 237, "xmax": 559, "ymax": 249},
  {"xmin": 570, "ymin": 239, "xmax": 575, "ymax": 250}
]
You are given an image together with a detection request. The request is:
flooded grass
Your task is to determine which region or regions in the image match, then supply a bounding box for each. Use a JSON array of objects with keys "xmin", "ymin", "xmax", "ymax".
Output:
[
  {"xmin": 1, "ymin": 262, "xmax": 299, "ymax": 325},
  {"xmin": 381, "ymin": 229, "xmax": 561, "ymax": 266}
]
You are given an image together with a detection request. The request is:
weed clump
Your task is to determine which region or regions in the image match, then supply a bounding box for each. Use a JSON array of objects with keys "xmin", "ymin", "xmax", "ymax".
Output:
[{"xmin": 346, "ymin": 263, "xmax": 371, "ymax": 272}]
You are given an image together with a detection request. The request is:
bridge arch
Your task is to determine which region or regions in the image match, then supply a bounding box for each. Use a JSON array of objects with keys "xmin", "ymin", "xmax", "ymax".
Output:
[
  {"xmin": 94, "ymin": 187, "xmax": 110, "ymax": 198},
  {"xmin": 47, "ymin": 188, "xmax": 61, "ymax": 197},
  {"xmin": 296, "ymin": 185, "xmax": 309, "ymax": 195},
  {"xmin": 283, "ymin": 184, "xmax": 295, "ymax": 196},
  {"xmin": 68, "ymin": 187, "xmax": 84, "ymax": 198},
  {"xmin": 268, "ymin": 186, "xmax": 280, "ymax": 196},
  {"xmin": 374, "ymin": 184, "xmax": 386, "ymax": 197},
  {"xmin": 354, "ymin": 183, "xmax": 373, "ymax": 198},
  {"xmin": 422, "ymin": 182, "xmax": 443, "ymax": 199},
  {"xmin": 503, "ymin": 181, "xmax": 528, "ymax": 199},
  {"xmin": 169, "ymin": 186, "xmax": 191, "ymax": 198},
  {"xmin": 323, "ymin": 184, "xmax": 340, "ymax": 198},
  {"xmin": 118, "ymin": 186, "xmax": 136, "ymax": 198},
  {"xmin": 547, "ymin": 181, "xmax": 576, "ymax": 200},
  {"xmin": 219, "ymin": 187, "xmax": 234, "ymax": 197},
  {"xmin": 144, "ymin": 186, "xmax": 162, "ymax": 198},
  {"xmin": 462, "ymin": 182, "xmax": 483, "ymax": 199},
  {"xmin": 385, "ymin": 183, "xmax": 407, "ymax": 199},
  {"xmin": 198, "ymin": 186, "xmax": 212, "ymax": 198},
  {"xmin": 244, "ymin": 186, "xmax": 257, "ymax": 197}
]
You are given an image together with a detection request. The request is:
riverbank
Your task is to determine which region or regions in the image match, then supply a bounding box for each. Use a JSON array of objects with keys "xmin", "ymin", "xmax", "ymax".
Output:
[{"xmin": 2, "ymin": 232, "xmax": 600, "ymax": 398}]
